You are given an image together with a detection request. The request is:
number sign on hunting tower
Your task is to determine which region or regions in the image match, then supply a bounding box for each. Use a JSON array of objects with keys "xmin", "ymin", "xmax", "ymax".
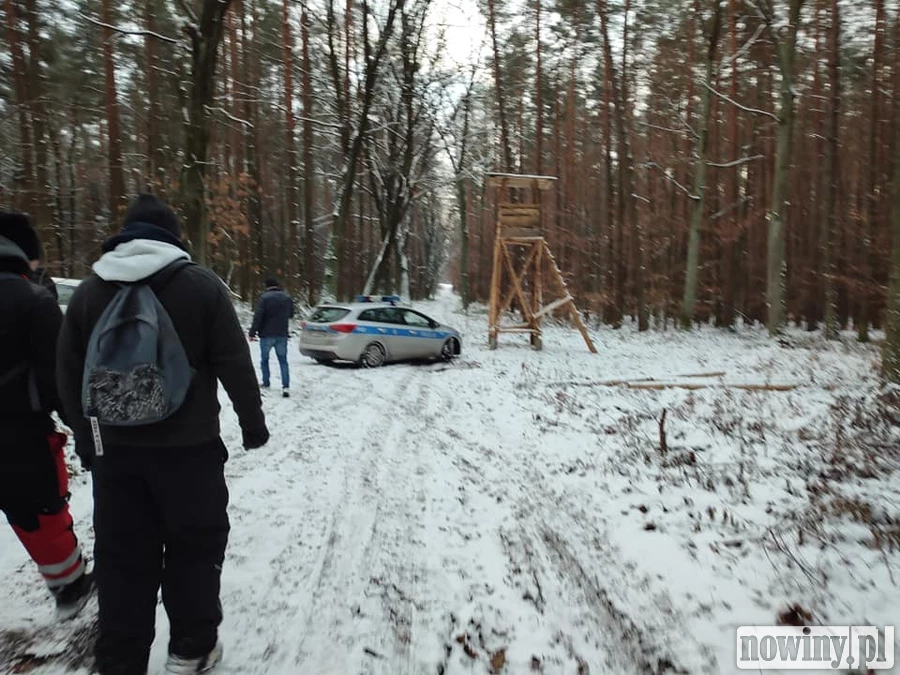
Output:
[{"xmin": 485, "ymin": 173, "xmax": 596, "ymax": 354}]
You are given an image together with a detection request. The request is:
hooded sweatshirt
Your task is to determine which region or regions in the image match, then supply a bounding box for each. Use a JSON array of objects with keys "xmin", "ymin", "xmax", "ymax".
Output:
[
  {"xmin": 57, "ymin": 234, "xmax": 266, "ymax": 459},
  {"xmin": 0, "ymin": 236, "xmax": 65, "ymax": 434}
]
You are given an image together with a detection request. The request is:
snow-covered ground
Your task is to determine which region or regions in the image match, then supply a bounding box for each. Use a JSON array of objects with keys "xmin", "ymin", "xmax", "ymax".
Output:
[{"xmin": 2, "ymin": 285, "xmax": 898, "ymax": 674}]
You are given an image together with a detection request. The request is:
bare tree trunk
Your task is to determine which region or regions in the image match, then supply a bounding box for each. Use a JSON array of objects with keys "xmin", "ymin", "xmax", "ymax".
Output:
[
  {"xmin": 720, "ymin": 0, "xmax": 740, "ymax": 328},
  {"xmin": 600, "ymin": 18, "xmax": 617, "ymax": 326},
  {"xmin": 181, "ymin": 0, "xmax": 234, "ymax": 266},
  {"xmin": 765, "ymin": 0, "xmax": 805, "ymax": 335},
  {"xmin": 145, "ymin": 0, "xmax": 164, "ymax": 189},
  {"xmin": 487, "ymin": 0, "xmax": 513, "ymax": 171},
  {"xmin": 300, "ymin": 0, "xmax": 316, "ymax": 305},
  {"xmin": 5, "ymin": 0, "xmax": 35, "ymax": 214},
  {"xmin": 859, "ymin": 0, "xmax": 885, "ymax": 342},
  {"xmin": 597, "ymin": 0, "xmax": 628, "ymax": 326},
  {"xmin": 534, "ymin": 0, "xmax": 543, "ymax": 175},
  {"xmin": 822, "ymin": 0, "xmax": 840, "ymax": 339},
  {"xmin": 681, "ymin": 0, "xmax": 722, "ymax": 328},
  {"xmin": 804, "ymin": 0, "xmax": 824, "ymax": 331},
  {"xmin": 23, "ymin": 0, "xmax": 54, "ymax": 245},
  {"xmin": 241, "ymin": 0, "xmax": 263, "ymax": 297},
  {"xmin": 883, "ymin": 14, "xmax": 900, "ymax": 382},
  {"xmin": 327, "ymin": 0, "xmax": 402, "ymax": 300},
  {"xmin": 101, "ymin": 0, "xmax": 126, "ymax": 229},
  {"xmin": 282, "ymin": 0, "xmax": 299, "ymax": 291}
]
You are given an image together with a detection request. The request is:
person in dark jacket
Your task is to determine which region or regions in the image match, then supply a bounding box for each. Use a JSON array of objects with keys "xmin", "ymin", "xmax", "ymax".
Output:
[
  {"xmin": 31, "ymin": 265, "xmax": 58, "ymax": 300},
  {"xmin": 0, "ymin": 212, "xmax": 93, "ymax": 620},
  {"xmin": 248, "ymin": 276, "xmax": 294, "ymax": 397},
  {"xmin": 57, "ymin": 194, "xmax": 270, "ymax": 675}
]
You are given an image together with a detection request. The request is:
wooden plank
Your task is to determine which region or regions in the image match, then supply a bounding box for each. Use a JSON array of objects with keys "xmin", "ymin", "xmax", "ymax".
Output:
[
  {"xmin": 486, "ymin": 173, "xmax": 558, "ymax": 191},
  {"xmin": 533, "ymin": 295, "xmax": 573, "ymax": 319},
  {"xmin": 501, "ymin": 244, "xmax": 535, "ymax": 323},
  {"xmin": 502, "ymin": 236, "xmax": 546, "ymax": 243},
  {"xmin": 500, "ymin": 227, "xmax": 542, "ymax": 238},
  {"xmin": 569, "ymin": 303, "xmax": 597, "ymax": 354},
  {"xmin": 487, "ymin": 233, "xmax": 504, "ymax": 339},
  {"xmin": 533, "ymin": 242, "xmax": 543, "ymax": 331},
  {"xmin": 498, "ymin": 242, "xmax": 542, "ymax": 314},
  {"xmin": 498, "ymin": 202, "xmax": 542, "ymax": 213},
  {"xmin": 541, "ymin": 241, "xmax": 596, "ymax": 354}
]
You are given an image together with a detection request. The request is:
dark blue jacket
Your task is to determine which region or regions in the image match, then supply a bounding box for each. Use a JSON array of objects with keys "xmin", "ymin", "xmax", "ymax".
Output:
[{"xmin": 249, "ymin": 287, "xmax": 294, "ymax": 338}]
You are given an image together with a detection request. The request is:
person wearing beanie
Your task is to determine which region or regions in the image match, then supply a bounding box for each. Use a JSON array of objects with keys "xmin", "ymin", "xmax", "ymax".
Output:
[
  {"xmin": 56, "ymin": 194, "xmax": 269, "ymax": 675},
  {"xmin": 248, "ymin": 275, "xmax": 295, "ymax": 397},
  {"xmin": 0, "ymin": 211, "xmax": 94, "ymax": 620},
  {"xmin": 0, "ymin": 211, "xmax": 58, "ymax": 298}
]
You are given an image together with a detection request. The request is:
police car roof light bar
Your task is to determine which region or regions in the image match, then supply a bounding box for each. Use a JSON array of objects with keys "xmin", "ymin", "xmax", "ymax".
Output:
[{"xmin": 355, "ymin": 294, "xmax": 403, "ymax": 305}]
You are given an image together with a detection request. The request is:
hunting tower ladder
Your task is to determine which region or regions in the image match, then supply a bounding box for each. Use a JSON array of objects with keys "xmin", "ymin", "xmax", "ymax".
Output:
[{"xmin": 486, "ymin": 173, "xmax": 596, "ymax": 353}]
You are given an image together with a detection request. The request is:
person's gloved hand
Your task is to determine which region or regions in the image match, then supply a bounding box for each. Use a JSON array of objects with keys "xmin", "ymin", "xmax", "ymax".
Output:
[
  {"xmin": 242, "ymin": 426, "xmax": 270, "ymax": 450},
  {"xmin": 74, "ymin": 439, "xmax": 95, "ymax": 471}
]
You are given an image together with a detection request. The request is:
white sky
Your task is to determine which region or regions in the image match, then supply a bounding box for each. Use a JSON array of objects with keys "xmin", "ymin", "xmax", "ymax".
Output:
[{"xmin": 427, "ymin": 0, "xmax": 488, "ymax": 70}]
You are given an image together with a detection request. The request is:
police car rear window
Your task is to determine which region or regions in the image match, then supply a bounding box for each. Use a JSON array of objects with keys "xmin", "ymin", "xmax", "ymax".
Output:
[{"xmin": 309, "ymin": 307, "xmax": 350, "ymax": 323}]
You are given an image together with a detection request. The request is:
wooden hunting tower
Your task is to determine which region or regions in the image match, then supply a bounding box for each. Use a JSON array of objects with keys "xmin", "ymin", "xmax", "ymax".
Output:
[{"xmin": 486, "ymin": 173, "xmax": 596, "ymax": 353}]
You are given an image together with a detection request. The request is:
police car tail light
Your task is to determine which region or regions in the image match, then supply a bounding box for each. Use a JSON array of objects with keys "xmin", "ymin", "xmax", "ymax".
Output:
[{"xmin": 330, "ymin": 323, "xmax": 356, "ymax": 334}]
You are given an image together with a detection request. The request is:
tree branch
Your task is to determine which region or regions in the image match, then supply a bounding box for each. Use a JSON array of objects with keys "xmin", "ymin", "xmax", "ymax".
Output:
[
  {"xmin": 78, "ymin": 12, "xmax": 179, "ymax": 43},
  {"xmin": 175, "ymin": 0, "xmax": 199, "ymax": 27},
  {"xmin": 705, "ymin": 81, "xmax": 779, "ymax": 121},
  {"xmin": 642, "ymin": 162, "xmax": 699, "ymax": 201},
  {"xmin": 707, "ymin": 154, "xmax": 766, "ymax": 168},
  {"xmin": 204, "ymin": 105, "xmax": 254, "ymax": 128},
  {"xmin": 723, "ymin": 22, "xmax": 766, "ymax": 66}
]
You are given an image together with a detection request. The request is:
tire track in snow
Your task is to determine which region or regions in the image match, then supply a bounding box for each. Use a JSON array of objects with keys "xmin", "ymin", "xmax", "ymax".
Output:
[
  {"xmin": 357, "ymin": 376, "xmax": 458, "ymax": 675},
  {"xmin": 218, "ymin": 364, "xmax": 408, "ymax": 672},
  {"xmin": 279, "ymin": 366, "xmax": 427, "ymax": 672},
  {"xmin": 433, "ymin": 414, "xmax": 704, "ymax": 673}
]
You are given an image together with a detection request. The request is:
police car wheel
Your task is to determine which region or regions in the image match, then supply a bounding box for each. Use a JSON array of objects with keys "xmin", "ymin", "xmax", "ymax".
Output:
[
  {"xmin": 441, "ymin": 338, "xmax": 458, "ymax": 361},
  {"xmin": 360, "ymin": 342, "xmax": 386, "ymax": 368}
]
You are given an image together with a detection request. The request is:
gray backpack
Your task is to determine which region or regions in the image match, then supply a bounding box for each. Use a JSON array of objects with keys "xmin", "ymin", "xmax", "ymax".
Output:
[{"xmin": 82, "ymin": 259, "xmax": 195, "ymax": 429}]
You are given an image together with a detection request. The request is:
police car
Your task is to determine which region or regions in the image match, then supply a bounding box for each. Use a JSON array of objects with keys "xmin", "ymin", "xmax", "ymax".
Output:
[{"xmin": 298, "ymin": 295, "xmax": 462, "ymax": 367}]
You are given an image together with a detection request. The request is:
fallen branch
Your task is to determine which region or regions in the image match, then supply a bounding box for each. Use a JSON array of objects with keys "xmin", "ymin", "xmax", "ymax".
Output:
[
  {"xmin": 629, "ymin": 383, "xmax": 797, "ymax": 391},
  {"xmin": 549, "ymin": 375, "xmax": 797, "ymax": 391},
  {"xmin": 659, "ymin": 409, "xmax": 668, "ymax": 456}
]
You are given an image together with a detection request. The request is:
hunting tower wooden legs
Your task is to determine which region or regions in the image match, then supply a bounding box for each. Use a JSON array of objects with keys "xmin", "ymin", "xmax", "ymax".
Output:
[{"xmin": 485, "ymin": 173, "xmax": 596, "ymax": 354}]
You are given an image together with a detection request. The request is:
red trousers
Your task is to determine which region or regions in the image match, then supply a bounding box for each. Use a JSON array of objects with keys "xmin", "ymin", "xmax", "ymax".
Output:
[{"xmin": 2, "ymin": 431, "xmax": 84, "ymax": 590}]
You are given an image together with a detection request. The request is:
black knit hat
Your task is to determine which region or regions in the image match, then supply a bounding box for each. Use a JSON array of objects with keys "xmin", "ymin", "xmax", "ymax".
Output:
[
  {"xmin": 265, "ymin": 276, "xmax": 279, "ymax": 288},
  {"xmin": 0, "ymin": 211, "xmax": 41, "ymax": 260},
  {"xmin": 122, "ymin": 193, "xmax": 182, "ymax": 239}
]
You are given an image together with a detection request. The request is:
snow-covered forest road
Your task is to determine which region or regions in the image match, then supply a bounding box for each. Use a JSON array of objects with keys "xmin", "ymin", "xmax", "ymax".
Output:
[{"xmin": 2, "ymin": 287, "xmax": 898, "ymax": 674}]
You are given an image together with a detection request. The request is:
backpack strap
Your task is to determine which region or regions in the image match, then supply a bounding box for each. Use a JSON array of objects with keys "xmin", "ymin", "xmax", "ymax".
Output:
[{"xmin": 146, "ymin": 258, "xmax": 195, "ymax": 295}]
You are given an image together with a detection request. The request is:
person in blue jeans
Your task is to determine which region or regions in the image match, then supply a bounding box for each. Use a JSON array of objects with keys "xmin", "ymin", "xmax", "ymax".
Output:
[{"xmin": 249, "ymin": 277, "xmax": 295, "ymax": 397}]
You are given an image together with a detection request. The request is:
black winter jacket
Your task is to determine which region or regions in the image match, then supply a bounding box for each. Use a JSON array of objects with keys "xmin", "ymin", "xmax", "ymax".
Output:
[
  {"xmin": 57, "ymin": 240, "xmax": 267, "ymax": 461},
  {"xmin": 0, "ymin": 237, "xmax": 64, "ymax": 437},
  {"xmin": 249, "ymin": 287, "xmax": 294, "ymax": 338}
]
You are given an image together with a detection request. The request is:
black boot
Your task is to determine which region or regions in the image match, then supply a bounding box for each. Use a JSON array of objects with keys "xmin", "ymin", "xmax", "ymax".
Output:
[{"xmin": 54, "ymin": 569, "xmax": 95, "ymax": 620}]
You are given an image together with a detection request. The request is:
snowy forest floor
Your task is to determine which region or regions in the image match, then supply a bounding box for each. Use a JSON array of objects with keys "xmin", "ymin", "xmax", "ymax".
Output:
[{"xmin": 1, "ymin": 285, "xmax": 899, "ymax": 674}]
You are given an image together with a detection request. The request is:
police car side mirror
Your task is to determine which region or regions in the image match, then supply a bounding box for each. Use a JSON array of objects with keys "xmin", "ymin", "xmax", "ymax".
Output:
[{"xmin": 429, "ymin": 320, "xmax": 439, "ymax": 329}]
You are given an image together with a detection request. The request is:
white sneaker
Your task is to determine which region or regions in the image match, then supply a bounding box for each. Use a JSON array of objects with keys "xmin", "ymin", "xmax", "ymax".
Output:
[{"xmin": 165, "ymin": 642, "xmax": 223, "ymax": 674}]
